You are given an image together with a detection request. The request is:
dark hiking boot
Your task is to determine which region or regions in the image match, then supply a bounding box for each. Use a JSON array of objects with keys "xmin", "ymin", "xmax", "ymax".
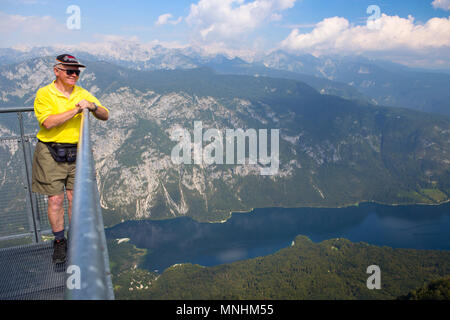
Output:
[{"xmin": 53, "ymin": 238, "xmax": 67, "ymax": 264}]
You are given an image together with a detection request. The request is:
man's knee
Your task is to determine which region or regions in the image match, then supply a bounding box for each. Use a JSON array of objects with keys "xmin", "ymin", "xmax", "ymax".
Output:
[{"xmin": 48, "ymin": 193, "xmax": 65, "ymax": 210}]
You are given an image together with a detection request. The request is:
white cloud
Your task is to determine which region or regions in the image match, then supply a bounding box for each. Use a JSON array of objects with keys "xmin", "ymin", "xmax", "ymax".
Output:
[
  {"xmin": 432, "ymin": 0, "xmax": 450, "ymax": 10},
  {"xmin": 280, "ymin": 14, "xmax": 450, "ymax": 64},
  {"xmin": 156, "ymin": 13, "xmax": 172, "ymax": 26},
  {"xmin": 0, "ymin": 11, "xmax": 69, "ymax": 46},
  {"xmin": 186, "ymin": 0, "xmax": 296, "ymax": 43},
  {"xmin": 0, "ymin": 12, "xmax": 59, "ymax": 34},
  {"xmin": 155, "ymin": 13, "xmax": 182, "ymax": 26}
]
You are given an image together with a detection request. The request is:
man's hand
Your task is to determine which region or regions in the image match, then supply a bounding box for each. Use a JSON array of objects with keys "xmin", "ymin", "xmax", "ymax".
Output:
[
  {"xmin": 76, "ymin": 99, "xmax": 109, "ymax": 121},
  {"xmin": 76, "ymin": 99, "xmax": 94, "ymax": 111}
]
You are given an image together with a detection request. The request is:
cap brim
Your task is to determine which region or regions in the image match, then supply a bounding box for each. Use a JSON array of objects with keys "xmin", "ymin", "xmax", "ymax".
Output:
[
  {"xmin": 58, "ymin": 62, "xmax": 86, "ymax": 68},
  {"xmin": 56, "ymin": 60, "xmax": 86, "ymax": 68}
]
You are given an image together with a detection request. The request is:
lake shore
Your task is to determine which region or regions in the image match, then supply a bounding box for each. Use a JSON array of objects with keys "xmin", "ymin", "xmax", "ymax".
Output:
[{"xmin": 210, "ymin": 198, "xmax": 450, "ymax": 224}]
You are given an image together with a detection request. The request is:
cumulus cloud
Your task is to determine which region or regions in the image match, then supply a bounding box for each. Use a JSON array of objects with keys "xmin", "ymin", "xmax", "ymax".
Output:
[
  {"xmin": 432, "ymin": 0, "xmax": 450, "ymax": 10},
  {"xmin": 280, "ymin": 14, "xmax": 450, "ymax": 62},
  {"xmin": 155, "ymin": 13, "xmax": 183, "ymax": 26},
  {"xmin": 186, "ymin": 0, "xmax": 296, "ymax": 42}
]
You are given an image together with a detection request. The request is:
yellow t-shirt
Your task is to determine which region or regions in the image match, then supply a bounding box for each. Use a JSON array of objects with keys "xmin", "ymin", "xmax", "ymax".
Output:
[{"xmin": 34, "ymin": 81, "xmax": 109, "ymax": 143}]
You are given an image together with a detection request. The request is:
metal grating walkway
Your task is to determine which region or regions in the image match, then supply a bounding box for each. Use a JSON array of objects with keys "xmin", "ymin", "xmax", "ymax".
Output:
[{"xmin": 0, "ymin": 242, "xmax": 66, "ymax": 300}]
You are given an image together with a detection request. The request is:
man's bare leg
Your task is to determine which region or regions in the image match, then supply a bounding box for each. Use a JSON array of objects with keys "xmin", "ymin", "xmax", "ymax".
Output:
[
  {"xmin": 66, "ymin": 189, "xmax": 73, "ymax": 223},
  {"xmin": 48, "ymin": 192, "xmax": 67, "ymax": 263},
  {"xmin": 66, "ymin": 189, "xmax": 73, "ymax": 240},
  {"xmin": 48, "ymin": 192, "xmax": 65, "ymax": 234}
]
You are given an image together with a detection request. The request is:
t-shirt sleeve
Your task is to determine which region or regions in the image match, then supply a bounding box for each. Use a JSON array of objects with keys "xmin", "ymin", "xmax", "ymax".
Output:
[{"xmin": 34, "ymin": 88, "xmax": 54, "ymax": 125}]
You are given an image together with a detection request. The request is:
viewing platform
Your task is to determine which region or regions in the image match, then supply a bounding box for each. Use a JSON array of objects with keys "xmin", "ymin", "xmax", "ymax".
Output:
[{"xmin": 0, "ymin": 107, "xmax": 113, "ymax": 300}]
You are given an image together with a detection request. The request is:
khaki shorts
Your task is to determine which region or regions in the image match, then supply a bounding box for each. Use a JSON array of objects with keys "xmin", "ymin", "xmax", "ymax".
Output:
[{"xmin": 32, "ymin": 141, "xmax": 76, "ymax": 196}]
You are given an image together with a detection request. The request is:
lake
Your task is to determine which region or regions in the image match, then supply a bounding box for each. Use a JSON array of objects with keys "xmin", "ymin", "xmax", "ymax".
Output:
[{"xmin": 105, "ymin": 201, "xmax": 450, "ymax": 273}]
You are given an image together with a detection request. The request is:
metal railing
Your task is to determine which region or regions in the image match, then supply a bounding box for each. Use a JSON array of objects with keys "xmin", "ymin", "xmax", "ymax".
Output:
[
  {"xmin": 0, "ymin": 107, "xmax": 114, "ymax": 300},
  {"xmin": 64, "ymin": 109, "xmax": 114, "ymax": 300}
]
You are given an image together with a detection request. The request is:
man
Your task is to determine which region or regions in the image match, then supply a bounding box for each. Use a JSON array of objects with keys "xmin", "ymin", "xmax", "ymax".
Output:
[{"xmin": 32, "ymin": 54, "xmax": 109, "ymax": 263}]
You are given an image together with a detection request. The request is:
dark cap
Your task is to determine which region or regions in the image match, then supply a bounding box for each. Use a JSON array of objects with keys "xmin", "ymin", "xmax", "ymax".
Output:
[{"xmin": 55, "ymin": 54, "xmax": 86, "ymax": 68}]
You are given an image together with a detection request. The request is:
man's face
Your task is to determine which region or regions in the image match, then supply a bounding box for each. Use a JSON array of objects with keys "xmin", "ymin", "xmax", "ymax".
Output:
[{"xmin": 54, "ymin": 65, "xmax": 80, "ymax": 86}]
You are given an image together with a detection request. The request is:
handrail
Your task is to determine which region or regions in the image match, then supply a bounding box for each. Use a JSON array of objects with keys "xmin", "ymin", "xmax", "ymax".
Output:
[
  {"xmin": 0, "ymin": 107, "xmax": 34, "ymax": 113},
  {"xmin": 65, "ymin": 109, "xmax": 114, "ymax": 300}
]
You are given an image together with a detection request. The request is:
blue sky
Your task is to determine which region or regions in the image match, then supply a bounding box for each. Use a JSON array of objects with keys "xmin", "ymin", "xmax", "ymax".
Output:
[{"xmin": 1, "ymin": 0, "xmax": 449, "ymax": 68}]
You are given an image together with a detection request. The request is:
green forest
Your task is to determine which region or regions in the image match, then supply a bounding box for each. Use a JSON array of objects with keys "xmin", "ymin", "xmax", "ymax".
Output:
[{"xmin": 108, "ymin": 235, "xmax": 450, "ymax": 300}]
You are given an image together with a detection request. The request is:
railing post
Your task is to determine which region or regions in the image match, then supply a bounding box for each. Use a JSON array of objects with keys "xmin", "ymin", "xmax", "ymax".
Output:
[{"xmin": 17, "ymin": 111, "xmax": 41, "ymax": 243}]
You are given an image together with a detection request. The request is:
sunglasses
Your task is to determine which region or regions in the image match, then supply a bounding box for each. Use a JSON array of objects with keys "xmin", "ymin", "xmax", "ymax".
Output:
[{"xmin": 56, "ymin": 67, "xmax": 81, "ymax": 76}]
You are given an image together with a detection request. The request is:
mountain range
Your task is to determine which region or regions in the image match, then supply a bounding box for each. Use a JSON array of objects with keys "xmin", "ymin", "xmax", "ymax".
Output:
[
  {"xmin": 1, "ymin": 43, "xmax": 449, "ymax": 115},
  {"xmin": 0, "ymin": 55, "xmax": 448, "ymax": 226}
]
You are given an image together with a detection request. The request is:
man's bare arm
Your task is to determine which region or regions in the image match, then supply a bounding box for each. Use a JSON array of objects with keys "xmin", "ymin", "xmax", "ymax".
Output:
[
  {"xmin": 91, "ymin": 105, "xmax": 109, "ymax": 121},
  {"xmin": 42, "ymin": 106, "xmax": 81, "ymax": 130}
]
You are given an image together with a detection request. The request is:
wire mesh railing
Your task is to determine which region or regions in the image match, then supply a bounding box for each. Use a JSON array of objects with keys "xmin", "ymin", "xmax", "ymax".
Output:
[{"xmin": 0, "ymin": 108, "xmax": 70, "ymax": 246}]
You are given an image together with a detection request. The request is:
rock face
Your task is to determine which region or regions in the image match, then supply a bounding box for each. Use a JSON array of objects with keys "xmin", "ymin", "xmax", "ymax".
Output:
[{"xmin": 0, "ymin": 58, "xmax": 449, "ymax": 227}]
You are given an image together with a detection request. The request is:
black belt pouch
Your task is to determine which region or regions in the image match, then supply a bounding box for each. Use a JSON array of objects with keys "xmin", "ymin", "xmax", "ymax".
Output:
[{"xmin": 41, "ymin": 140, "xmax": 78, "ymax": 163}]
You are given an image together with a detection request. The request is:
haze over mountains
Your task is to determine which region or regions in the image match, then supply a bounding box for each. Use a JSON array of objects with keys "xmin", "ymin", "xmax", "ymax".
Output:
[
  {"xmin": 0, "ymin": 49, "xmax": 448, "ymax": 226},
  {"xmin": 1, "ymin": 43, "xmax": 449, "ymax": 115}
]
